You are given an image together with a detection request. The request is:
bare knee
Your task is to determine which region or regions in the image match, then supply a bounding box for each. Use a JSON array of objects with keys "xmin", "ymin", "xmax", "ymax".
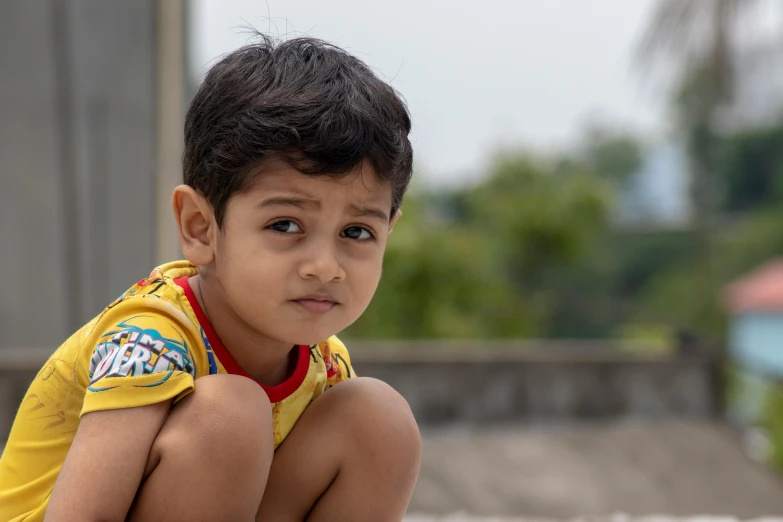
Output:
[
  {"xmin": 325, "ymin": 378, "xmax": 421, "ymax": 461},
  {"xmin": 130, "ymin": 376, "xmax": 273, "ymax": 520},
  {"xmin": 151, "ymin": 374, "xmax": 273, "ymax": 470}
]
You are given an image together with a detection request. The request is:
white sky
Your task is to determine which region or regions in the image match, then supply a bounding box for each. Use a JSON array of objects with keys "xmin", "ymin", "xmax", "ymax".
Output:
[{"xmin": 190, "ymin": 0, "xmax": 665, "ymax": 187}]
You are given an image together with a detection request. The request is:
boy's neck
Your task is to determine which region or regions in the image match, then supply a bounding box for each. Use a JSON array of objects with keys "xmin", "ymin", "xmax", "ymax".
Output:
[{"xmin": 188, "ymin": 274, "xmax": 298, "ymax": 386}]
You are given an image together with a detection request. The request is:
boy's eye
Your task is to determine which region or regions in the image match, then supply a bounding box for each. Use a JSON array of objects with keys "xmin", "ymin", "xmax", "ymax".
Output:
[
  {"xmin": 342, "ymin": 226, "xmax": 373, "ymax": 241},
  {"xmin": 268, "ymin": 220, "xmax": 302, "ymax": 234}
]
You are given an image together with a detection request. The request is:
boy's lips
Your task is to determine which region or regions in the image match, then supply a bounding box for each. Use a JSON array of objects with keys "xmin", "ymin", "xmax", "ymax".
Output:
[{"xmin": 291, "ymin": 294, "xmax": 339, "ymax": 314}]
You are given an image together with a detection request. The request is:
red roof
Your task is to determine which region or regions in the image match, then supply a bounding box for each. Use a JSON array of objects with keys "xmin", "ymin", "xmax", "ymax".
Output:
[{"xmin": 724, "ymin": 258, "xmax": 783, "ymax": 313}]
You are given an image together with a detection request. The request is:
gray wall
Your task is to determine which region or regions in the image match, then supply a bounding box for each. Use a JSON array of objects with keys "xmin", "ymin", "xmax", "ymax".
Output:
[
  {"xmin": 356, "ymin": 356, "xmax": 722, "ymax": 425},
  {"xmin": 0, "ymin": 0, "xmax": 159, "ymax": 349}
]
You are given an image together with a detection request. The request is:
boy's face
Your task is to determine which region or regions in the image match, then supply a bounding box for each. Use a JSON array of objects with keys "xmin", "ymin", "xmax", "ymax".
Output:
[{"xmin": 185, "ymin": 159, "xmax": 398, "ymax": 347}]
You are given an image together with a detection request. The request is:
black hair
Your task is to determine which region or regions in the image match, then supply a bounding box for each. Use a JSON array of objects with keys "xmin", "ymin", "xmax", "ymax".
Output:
[{"xmin": 183, "ymin": 34, "xmax": 413, "ymax": 226}]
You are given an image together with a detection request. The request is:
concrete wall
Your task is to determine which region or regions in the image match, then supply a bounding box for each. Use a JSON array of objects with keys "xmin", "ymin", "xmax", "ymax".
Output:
[
  {"xmin": 0, "ymin": 0, "xmax": 178, "ymax": 350},
  {"xmin": 355, "ymin": 356, "xmax": 722, "ymax": 425},
  {"xmin": 0, "ymin": 1, "xmax": 70, "ymax": 349}
]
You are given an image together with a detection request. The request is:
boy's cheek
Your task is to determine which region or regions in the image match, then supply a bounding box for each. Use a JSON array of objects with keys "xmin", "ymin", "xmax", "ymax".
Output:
[{"xmin": 356, "ymin": 267, "xmax": 383, "ymax": 300}]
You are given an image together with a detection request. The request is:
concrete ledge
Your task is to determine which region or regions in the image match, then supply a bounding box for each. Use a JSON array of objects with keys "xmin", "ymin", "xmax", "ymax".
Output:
[
  {"xmin": 356, "ymin": 357, "xmax": 721, "ymax": 425},
  {"xmin": 347, "ymin": 340, "xmax": 681, "ymax": 363}
]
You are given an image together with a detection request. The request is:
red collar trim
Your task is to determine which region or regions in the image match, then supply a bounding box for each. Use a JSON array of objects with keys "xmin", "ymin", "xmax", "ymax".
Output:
[{"xmin": 174, "ymin": 276, "xmax": 310, "ymax": 403}]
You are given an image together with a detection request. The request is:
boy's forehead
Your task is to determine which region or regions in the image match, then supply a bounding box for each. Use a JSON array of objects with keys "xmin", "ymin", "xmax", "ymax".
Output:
[{"xmin": 247, "ymin": 159, "xmax": 392, "ymax": 205}]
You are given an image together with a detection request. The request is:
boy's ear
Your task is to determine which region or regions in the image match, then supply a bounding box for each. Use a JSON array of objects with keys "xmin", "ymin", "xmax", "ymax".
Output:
[
  {"xmin": 172, "ymin": 185, "xmax": 216, "ymax": 266},
  {"xmin": 389, "ymin": 209, "xmax": 402, "ymax": 234}
]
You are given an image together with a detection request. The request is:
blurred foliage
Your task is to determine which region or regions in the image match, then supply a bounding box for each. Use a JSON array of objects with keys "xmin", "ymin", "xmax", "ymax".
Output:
[
  {"xmin": 346, "ymin": 129, "xmax": 627, "ymax": 340},
  {"xmin": 763, "ymin": 384, "xmax": 783, "ymax": 471},
  {"xmin": 347, "ymin": 150, "xmax": 612, "ymax": 339},
  {"xmin": 716, "ymin": 124, "xmax": 783, "ymax": 212},
  {"xmin": 580, "ymin": 124, "xmax": 644, "ymax": 185},
  {"xmin": 346, "ymin": 0, "xmax": 783, "ymax": 345},
  {"xmin": 344, "ymin": 115, "xmax": 783, "ymax": 344}
]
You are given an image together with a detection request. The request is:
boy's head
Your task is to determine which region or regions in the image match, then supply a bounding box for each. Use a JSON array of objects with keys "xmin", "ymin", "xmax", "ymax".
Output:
[{"xmin": 173, "ymin": 35, "xmax": 413, "ymax": 346}]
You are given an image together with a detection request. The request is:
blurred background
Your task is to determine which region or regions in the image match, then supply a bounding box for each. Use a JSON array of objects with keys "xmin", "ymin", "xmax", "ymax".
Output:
[{"xmin": 3, "ymin": 0, "xmax": 783, "ymax": 519}]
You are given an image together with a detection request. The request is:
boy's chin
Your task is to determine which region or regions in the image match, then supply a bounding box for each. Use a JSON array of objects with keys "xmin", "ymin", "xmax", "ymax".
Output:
[
  {"xmin": 284, "ymin": 329, "xmax": 340, "ymax": 347},
  {"xmin": 283, "ymin": 318, "xmax": 356, "ymax": 346}
]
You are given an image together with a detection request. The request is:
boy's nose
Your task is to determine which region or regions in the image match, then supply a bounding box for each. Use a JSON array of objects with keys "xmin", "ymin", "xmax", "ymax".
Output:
[{"xmin": 298, "ymin": 246, "xmax": 346, "ymax": 283}]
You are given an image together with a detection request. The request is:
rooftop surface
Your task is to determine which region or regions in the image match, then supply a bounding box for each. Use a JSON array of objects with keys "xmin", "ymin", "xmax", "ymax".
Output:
[{"xmin": 408, "ymin": 421, "xmax": 783, "ymax": 519}]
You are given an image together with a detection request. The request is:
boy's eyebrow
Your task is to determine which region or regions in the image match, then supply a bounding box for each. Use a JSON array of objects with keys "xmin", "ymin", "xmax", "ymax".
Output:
[
  {"xmin": 257, "ymin": 196, "xmax": 321, "ymax": 211},
  {"xmin": 348, "ymin": 204, "xmax": 390, "ymax": 223},
  {"xmin": 258, "ymin": 196, "xmax": 390, "ymax": 223}
]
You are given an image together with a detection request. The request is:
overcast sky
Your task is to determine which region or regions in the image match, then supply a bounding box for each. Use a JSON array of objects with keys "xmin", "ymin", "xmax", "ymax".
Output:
[{"xmin": 190, "ymin": 0, "xmax": 665, "ymax": 186}]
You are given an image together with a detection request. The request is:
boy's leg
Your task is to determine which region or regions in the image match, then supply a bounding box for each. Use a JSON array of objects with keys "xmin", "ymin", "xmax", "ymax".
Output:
[
  {"xmin": 256, "ymin": 377, "xmax": 421, "ymax": 522},
  {"xmin": 127, "ymin": 374, "xmax": 274, "ymax": 522}
]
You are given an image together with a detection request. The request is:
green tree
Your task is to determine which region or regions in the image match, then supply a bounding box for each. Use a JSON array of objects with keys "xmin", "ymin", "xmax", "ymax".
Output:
[
  {"xmin": 636, "ymin": 0, "xmax": 761, "ymax": 332},
  {"xmin": 715, "ymin": 123, "xmax": 783, "ymax": 212},
  {"xmin": 579, "ymin": 124, "xmax": 644, "ymax": 185},
  {"xmin": 465, "ymin": 153, "xmax": 610, "ymax": 289},
  {"xmin": 637, "ymin": 0, "xmax": 755, "ymax": 102},
  {"xmin": 345, "ymin": 191, "xmax": 534, "ymax": 339},
  {"xmin": 345, "ymin": 150, "xmax": 614, "ymax": 340}
]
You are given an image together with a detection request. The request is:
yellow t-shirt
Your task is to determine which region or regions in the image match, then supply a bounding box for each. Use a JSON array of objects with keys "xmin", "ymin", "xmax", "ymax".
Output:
[{"xmin": 0, "ymin": 261, "xmax": 354, "ymax": 522}]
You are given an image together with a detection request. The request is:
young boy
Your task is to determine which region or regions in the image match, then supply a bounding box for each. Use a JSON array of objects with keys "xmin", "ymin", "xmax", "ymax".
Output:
[{"xmin": 0, "ymin": 35, "xmax": 420, "ymax": 521}]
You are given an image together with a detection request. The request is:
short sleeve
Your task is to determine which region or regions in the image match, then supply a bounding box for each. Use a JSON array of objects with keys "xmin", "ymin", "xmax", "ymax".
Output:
[
  {"xmin": 322, "ymin": 336, "xmax": 356, "ymax": 388},
  {"xmin": 80, "ymin": 313, "xmax": 198, "ymax": 417}
]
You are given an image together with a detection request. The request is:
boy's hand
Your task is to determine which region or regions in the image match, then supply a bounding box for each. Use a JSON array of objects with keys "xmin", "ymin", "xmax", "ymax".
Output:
[{"xmin": 44, "ymin": 400, "xmax": 172, "ymax": 522}]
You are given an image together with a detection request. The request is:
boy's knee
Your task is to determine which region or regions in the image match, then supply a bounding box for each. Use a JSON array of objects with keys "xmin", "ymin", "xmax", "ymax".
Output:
[
  {"xmin": 328, "ymin": 378, "xmax": 421, "ymax": 456},
  {"xmin": 132, "ymin": 376, "xmax": 273, "ymax": 519},
  {"xmin": 155, "ymin": 374, "xmax": 273, "ymax": 460}
]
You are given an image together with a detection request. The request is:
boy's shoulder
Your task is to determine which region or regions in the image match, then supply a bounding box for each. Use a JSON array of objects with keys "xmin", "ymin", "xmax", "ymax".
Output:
[
  {"xmin": 95, "ymin": 261, "xmax": 205, "ymax": 350},
  {"xmin": 23, "ymin": 262, "xmax": 208, "ymax": 422},
  {"xmin": 106, "ymin": 260, "xmax": 197, "ymax": 313},
  {"xmin": 75, "ymin": 261, "xmax": 209, "ymax": 385}
]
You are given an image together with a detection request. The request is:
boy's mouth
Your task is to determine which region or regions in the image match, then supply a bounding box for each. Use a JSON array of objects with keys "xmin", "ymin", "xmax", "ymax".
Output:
[{"xmin": 291, "ymin": 293, "xmax": 339, "ymax": 314}]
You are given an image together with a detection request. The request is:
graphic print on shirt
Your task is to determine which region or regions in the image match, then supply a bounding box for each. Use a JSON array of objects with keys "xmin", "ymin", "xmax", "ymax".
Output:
[
  {"xmin": 106, "ymin": 268, "xmax": 167, "ymax": 310},
  {"xmin": 310, "ymin": 341, "xmax": 352, "ymax": 388},
  {"xmin": 198, "ymin": 326, "xmax": 219, "ymax": 375},
  {"xmin": 87, "ymin": 316, "xmax": 196, "ymax": 391}
]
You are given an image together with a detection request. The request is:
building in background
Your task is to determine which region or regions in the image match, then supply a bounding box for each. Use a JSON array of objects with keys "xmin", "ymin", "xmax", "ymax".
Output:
[
  {"xmin": 724, "ymin": 260, "xmax": 783, "ymax": 438},
  {"xmin": 0, "ymin": 0, "xmax": 187, "ymax": 349},
  {"xmin": 615, "ymin": 141, "xmax": 690, "ymax": 228}
]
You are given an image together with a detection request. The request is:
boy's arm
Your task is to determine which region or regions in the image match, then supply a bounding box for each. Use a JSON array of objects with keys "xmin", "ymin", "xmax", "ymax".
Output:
[
  {"xmin": 43, "ymin": 303, "xmax": 199, "ymax": 520},
  {"xmin": 44, "ymin": 400, "xmax": 172, "ymax": 522}
]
